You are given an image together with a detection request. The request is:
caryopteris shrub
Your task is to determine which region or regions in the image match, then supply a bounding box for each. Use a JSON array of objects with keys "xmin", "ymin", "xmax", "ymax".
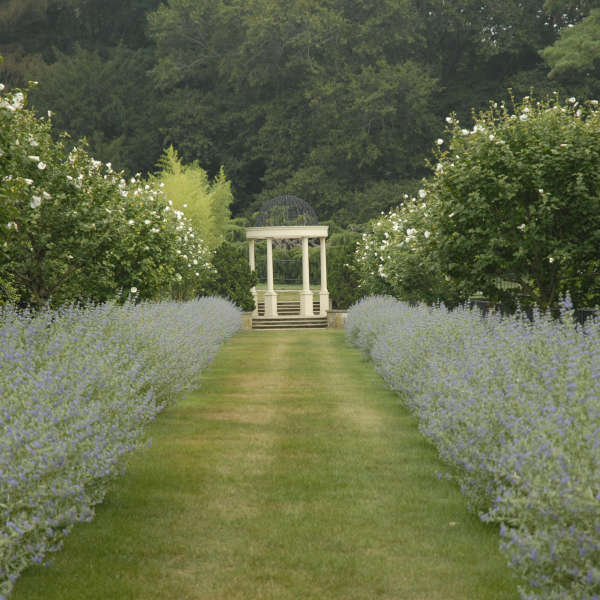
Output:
[
  {"xmin": 0, "ymin": 297, "xmax": 241, "ymax": 598},
  {"xmin": 346, "ymin": 296, "xmax": 600, "ymax": 600}
]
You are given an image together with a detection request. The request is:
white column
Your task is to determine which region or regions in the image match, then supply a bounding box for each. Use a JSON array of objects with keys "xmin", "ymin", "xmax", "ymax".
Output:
[
  {"xmin": 249, "ymin": 239, "xmax": 258, "ymax": 316},
  {"xmin": 302, "ymin": 237, "xmax": 310, "ymax": 291},
  {"xmin": 300, "ymin": 236, "xmax": 313, "ymax": 316},
  {"xmin": 319, "ymin": 237, "xmax": 329, "ymax": 315},
  {"xmin": 264, "ymin": 237, "xmax": 277, "ymax": 317},
  {"xmin": 266, "ymin": 238, "xmax": 274, "ymax": 292}
]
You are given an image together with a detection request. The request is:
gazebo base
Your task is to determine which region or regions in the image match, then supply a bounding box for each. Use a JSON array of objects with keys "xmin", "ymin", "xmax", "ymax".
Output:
[
  {"xmin": 257, "ymin": 299, "xmax": 321, "ymax": 316},
  {"xmin": 252, "ymin": 315, "xmax": 328, "ymax": 330},
  {"xmin": 299, "ymin": 290, "xmax": 314, "ymax": 316}
]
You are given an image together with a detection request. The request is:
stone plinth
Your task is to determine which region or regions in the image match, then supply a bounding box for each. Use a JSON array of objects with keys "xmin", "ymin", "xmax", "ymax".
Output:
[
  {"xmin": 327, "ymin": 310, "xmax": 347, "ymax": 329},
  {"xmin": 242, "ymin": 312, "xmax": 254, "ymax": 330}
]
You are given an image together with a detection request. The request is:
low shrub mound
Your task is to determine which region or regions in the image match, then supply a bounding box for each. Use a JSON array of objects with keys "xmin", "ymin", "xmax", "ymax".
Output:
[
  {"xmin": 346, "ymin": 296, "xmax": 600, "ymax": 600},
  {"xmin": 0, "ymin": 297, "xmax": 241, "ymax": 598}
]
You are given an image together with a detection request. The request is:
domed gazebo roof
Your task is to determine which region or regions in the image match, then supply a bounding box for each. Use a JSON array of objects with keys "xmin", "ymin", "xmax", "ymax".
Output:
[{"xmin": 255, "ymin": 195, "xmax": 318, "ymax": 227}]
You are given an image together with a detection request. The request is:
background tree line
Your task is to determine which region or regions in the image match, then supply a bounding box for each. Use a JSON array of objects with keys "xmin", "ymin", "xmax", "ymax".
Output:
[{"xmin": 2, "ymin": 0, "xmax": 599, "ymax": 228}]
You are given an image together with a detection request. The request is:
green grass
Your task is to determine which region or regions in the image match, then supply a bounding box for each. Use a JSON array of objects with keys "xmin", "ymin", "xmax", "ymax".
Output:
[
  {"xmin": 13, "ymin": 331, "xmax": 518, "ymax": 599},
  {"xmin": 254, "ymin": 282, "xmax": 319, "ymax": 301}
]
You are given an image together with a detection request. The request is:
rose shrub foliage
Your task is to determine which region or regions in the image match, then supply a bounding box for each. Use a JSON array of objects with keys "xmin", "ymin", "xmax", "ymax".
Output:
[
  {"xmin": 0, "ymin": 85, "xmax": 213, "ymax": 306},
  {"xmin": 355, "ymin": 95, "xmax": 600, "ymax": 311}
]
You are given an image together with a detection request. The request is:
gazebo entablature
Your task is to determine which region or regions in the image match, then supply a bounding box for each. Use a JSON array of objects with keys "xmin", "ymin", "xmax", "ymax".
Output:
[{"xmin": 246, "ymin": 225, "xmax": 329, "ymax": 318}]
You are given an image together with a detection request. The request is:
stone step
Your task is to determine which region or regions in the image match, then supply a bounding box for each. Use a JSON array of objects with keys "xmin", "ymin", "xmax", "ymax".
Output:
[
  {"xmin": 257, "ymin": 301, "xmax": 321, "ymax": 317},
  {"xmin": 252, "ymin": 316, "xmax": 328, "ymax": 330},
  {"xmin": 257, "ymin": 301, "xmax": 320, "ymax": 307},
  {"xmin": 253, "ymin": 316, "xmax": 327, "ymax": 321}
]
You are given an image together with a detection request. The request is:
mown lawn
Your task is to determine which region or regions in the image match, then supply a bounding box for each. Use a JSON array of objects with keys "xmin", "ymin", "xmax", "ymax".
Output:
[{"xmin": 13, "ymin": 330, "xmax": 518, "ymax": 599}]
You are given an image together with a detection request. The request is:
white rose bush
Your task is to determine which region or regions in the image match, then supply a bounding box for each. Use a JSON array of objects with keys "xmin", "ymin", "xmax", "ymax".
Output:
[
  {"xmin": 354, "ymin": 196, "xmax": 465, "ymax": 307},
  {"xmin": 0, "ymin": 85, "xmax": 213, "ymax": 306},
  {"xmin": 356, "ymin": 95, "xmax": 600, "ymax": 312},
  {"xmin": 347, "ymin": 296, "xmax": 600, "ymax": 600},
  {"xmin": 430, "ymin": 95, "xmax": 600, "ymax": 311}
]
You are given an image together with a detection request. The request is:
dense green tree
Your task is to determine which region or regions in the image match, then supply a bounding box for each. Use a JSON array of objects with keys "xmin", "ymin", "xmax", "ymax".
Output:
[
  {"xmin": 538, "ymin": 1, "xmax": 600, "ymax": 99},
  {"xmin": 1, "ymin": 0, "xmax": 163, "ymax": 174},
  {"xmin": 417, "ymin": 0, "xmax": 561, "ymax": 124},
  {"xmin": 148, "ymin": 0, "xmax": 439, "ymax": 223},
  {"xmin": 541, "ymin": 7, "xmax": 600, "ymax": 77},
  {"xmin": 208, "ymin": 242, "xmax": 257, "ymax": 311},
  {"xmin": 0, "ymin": 0, "xmax": 161, "ymax": 83},
  {"xmin": 6, "ymin": 0, "xmax": 600, "ymax": 228},
  {"xmin": 28, "ymin": 44, "xmax": 162, "ymax": 174}
]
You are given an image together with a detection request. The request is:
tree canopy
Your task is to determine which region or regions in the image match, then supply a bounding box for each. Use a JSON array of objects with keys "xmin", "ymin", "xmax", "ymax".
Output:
[{"xmin": 2, "ymin": 0, "xmax": 599, "ymax": 225}]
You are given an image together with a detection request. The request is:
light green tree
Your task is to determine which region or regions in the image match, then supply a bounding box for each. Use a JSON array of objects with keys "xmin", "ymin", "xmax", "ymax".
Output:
[{"xmin": 153, "ymin": 146, "xmax": 233, "ymax": 248}]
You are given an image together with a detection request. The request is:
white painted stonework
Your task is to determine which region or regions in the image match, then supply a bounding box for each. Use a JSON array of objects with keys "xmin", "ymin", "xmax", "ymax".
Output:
[
  {"xmin": 246, "ymin": 225, "xmax": 329, "ymax": 240},
  {"xmin": 246, "ymin": 225, "xmax": 329, "ymax": 317}
]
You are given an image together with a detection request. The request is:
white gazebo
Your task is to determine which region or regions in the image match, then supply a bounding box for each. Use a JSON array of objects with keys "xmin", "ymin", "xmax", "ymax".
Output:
[{"xmin": 246, "ymin": 196, "xmax": 329, "ymax": 318}]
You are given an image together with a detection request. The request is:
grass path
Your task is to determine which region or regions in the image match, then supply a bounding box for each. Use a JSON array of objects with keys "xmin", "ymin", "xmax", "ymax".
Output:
[{"xmin": 13, "ymin": 330, "xmax": 518, "ymax": 599}]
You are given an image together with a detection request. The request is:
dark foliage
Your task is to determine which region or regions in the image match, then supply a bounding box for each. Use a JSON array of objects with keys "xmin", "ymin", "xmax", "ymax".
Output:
[
  {"xmin": 2, "ymin": 0, "xmax": 598, "ymax": 226},
  {"xmin": 209, "ymin": 242, "xmax": 257, "ymax": 312},
  {"xmin": 327, "ymin": 243, "xmax": 365, "ymax": 309}
]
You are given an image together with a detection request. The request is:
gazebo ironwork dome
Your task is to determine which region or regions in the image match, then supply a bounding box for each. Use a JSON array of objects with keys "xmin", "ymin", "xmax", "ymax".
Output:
[{"xmin": 255, "ymin": 195, "xmax": 319, "ymax": 227}]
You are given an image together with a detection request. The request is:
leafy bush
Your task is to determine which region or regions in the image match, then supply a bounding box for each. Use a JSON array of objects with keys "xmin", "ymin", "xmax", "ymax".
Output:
[
  {"xmin": 0, "ymin": 85, "xmax": 212, "ymax": 307},
  {"xmin": 347, "ymin": 296, "xmax": 600, "ymax": 600},
  {"xmin": 430, "ymin": 95, "xmax": 600, "ymax": 310},
  {"xmin": 209, "ymin": 242, "xmax": 257, "ymax": 311},
  {"xmin": 356, "ymin": 95, "xmax": 600, "ymax": 312},
  {"xmin": 355, "ymin": 201, "xmax": 466, "ymax": 307},
  {"xmin": 0, "ymin": 297, "xmax": 241, "ymax": 598},
  {"xmin": 327, "ymin": 242, "xmax": 364, "ymax": 309}
]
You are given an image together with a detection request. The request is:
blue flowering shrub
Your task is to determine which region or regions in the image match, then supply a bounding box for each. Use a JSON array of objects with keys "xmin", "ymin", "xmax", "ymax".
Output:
[
  {"xmin": 347, "ymin": 296, "xmax": 600, "ymax": 600},
  {"xmin": 0, "ymin": 297, "xmax": 241, "ymax": 598}
]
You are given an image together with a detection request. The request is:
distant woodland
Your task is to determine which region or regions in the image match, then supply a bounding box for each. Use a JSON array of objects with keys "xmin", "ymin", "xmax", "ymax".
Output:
[{"xmin": 2, "ymin": 0, "xmax": 599, "ymax": 224}]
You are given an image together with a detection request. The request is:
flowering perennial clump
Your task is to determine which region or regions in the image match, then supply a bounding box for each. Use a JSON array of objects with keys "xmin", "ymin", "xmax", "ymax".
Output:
[
  {"xmin": 0, "ymin": 297, "xmax": 241, "ymax": 598},
  {"xmin": 354, "ymin": 95, "xmax": 600, "ymax": 311},
  {"xmin": 354, "ymin": 197, "xmax": 464, "ymax": 306},
  {"xmin": 0, "ymin": 85, "xmax": 213, "ymax": 306},
  {"xmin": 346, "ymin": 296, "xmax": 600, "ymax": 600}
]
